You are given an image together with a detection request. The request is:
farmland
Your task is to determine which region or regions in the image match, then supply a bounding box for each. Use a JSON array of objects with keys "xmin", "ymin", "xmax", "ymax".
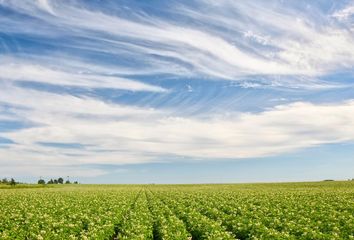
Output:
[{"xmin": 0, "ymin": 181, "xmax": 353, "ymax": 240}]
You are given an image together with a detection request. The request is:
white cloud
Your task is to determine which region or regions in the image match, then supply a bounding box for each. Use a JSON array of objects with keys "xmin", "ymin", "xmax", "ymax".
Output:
[
  {"xmin": 1, "ymin": 0, "xmax": 353, "ymax": 87},
  {"xmin": 1, "ymin": 0, "xmax": 354, "ymax": 178},
  {"xmin": 180, "ymin": 0, "xmax": 354, "ymax": 76},
  {"xmin": 0, "ymin": 57, "xmax": 166, "ymax": 92},
  {"xmin": 1, "ymin": 85, "xmax": 354, "ymax": 176},
  {"xmin": 0, "ymin": 85, "xmax": 162, "ymax": 122},
  {"xmin": 332, "ymin": 4, "xmax": 354, "ymax": 20},
  {"xmin": 36, "ymin": 0, "xmax": 54, "ymax": 15}
]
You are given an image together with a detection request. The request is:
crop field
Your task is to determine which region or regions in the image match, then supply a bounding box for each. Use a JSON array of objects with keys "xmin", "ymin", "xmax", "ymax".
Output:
[{"xmin": 0, "ymin": 181, "xmax": 353, "ymax": 240}]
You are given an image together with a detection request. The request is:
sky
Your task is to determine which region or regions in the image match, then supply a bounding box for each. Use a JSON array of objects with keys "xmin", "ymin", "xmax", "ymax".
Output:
[{"xmin": 0, "ymin": 0, "xmax": 354, "ymax": 183}]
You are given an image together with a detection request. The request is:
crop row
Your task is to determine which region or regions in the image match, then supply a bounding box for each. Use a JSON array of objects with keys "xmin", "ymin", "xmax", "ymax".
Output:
[
  {"xmin": 153, "ymin": 184, "xmax": 354, "ymax": 239},
  {"xmin": 0, "ymin": 182, "xmax": 353, "ymax": 239},
  {"xmin": 145, "ymin": 190, "xmax": 191, "ymax": 240},
  {"xmin": 0, "ymin": 187, "xmax": 138, "ymax": 239}
]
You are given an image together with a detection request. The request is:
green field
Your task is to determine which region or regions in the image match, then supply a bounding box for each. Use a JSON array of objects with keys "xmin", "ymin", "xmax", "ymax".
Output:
[{"xmin": 0, "ymin": 181, "xmax": 353, "ymax": 240}]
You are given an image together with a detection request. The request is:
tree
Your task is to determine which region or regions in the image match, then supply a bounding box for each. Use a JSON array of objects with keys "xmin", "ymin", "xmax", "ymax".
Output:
[
  {"xmin": 10, "ymin": 178, "xmax": 16, "ymax": 186},
  {"xmin": 53, "ymin": 179, "xmax": 58, "ymax": 184},
  {"xmin": 47, "ymin": 179, "xmax": 54, "ymax": 184},
  {"xmin": 38, "ymin": 179, "xmax": 45, "ymax": 184},
  {"xmin": 58, "ymin": 177, "xmax": 64, "ymax": 184},
  {"xmin": 65, "ymin": 180, "xmax": 71, "ymax": 184},
  {"xmin": 74, "ymin": 181, "xmax": 78, "ymax": 184},
  {"xmin": 2, "ymin": 178, "xmax": 8, "ymax": 184}
]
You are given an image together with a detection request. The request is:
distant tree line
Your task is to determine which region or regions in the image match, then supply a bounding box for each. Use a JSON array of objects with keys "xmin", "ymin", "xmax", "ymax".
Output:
[
  {"xmin": 38, "ymin": 177, "xmax": 78, "ymax": 185},
  {"xmin": 1, "ymin": 177, "xmax": 78, "ymax": 185},
  {"xmin": 0, "ymin": 178, "xmax": 17, "ymax": 186}
]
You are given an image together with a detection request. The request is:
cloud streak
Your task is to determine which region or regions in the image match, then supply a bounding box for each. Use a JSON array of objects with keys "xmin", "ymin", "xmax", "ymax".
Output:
[
  {"xmin": 1, "ymin": 0, "xmax": 354, "ymax": 178},
  {"xmin": 0, "ymin": 57, "xmax": 167, "ymax": 92},
  {"xmin": 1, "ymin": 0, "xmax": 353, "ymax": 86}
]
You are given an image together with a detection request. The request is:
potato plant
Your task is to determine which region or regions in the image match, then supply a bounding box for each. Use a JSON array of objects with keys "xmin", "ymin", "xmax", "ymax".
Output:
[{"xmin": 0, "ymin": 182, "xmax": 353, "ymax": 239}]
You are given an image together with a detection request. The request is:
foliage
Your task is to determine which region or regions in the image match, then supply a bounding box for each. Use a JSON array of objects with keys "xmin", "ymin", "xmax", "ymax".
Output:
[
  {"xmin": 38, "ymin": 179, "xmax": 46, "ymax": 185},
  {"xmin": 58, "ymin": 178, "xmax": 64, "ymax": 184},
  {"xmin": 0, "ymin": 182, "xmax": 353, "ymax": 239},
  {"xmin": 9, "ymin": 178, "xmax": 16, "ymax": 186},
  {"xmin": 41, "ymin": 177, "xmax": 77, "ymax": 185},
  {"xmin": 0, "ymin": 178, "xmax": 17, "ymax": 186}
]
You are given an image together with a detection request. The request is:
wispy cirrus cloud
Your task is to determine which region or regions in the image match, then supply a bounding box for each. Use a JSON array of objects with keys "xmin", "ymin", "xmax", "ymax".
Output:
[
  {"xmin": 1, "ymin": 0, "xmax": 354, "ymax": 86},
  {"xmin": 0, "ymin": 57, "xmax": 167, "ymax": 92},
  {"xmin": 1, "ymin": 0, "xmax": 354, "ymax": 179}
]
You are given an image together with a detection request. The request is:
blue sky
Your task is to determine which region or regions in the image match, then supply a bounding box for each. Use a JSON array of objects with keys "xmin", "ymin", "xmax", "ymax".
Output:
[{"xmin": 0, "ymin": 0, "xmax": 354, "ymax": 183}]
